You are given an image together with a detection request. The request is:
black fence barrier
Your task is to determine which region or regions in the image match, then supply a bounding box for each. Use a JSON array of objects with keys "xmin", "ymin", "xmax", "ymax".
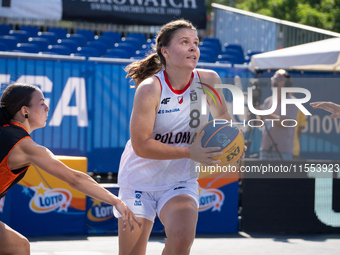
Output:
[{"xmin": 240, "ymin": 160, "xmax": 340, "ymax": 233}]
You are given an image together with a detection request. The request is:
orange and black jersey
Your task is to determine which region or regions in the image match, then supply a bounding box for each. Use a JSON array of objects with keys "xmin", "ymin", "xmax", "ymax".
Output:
[{"xmin": 0, "ymin": 122, "xmax": 31, "ymax": 199}]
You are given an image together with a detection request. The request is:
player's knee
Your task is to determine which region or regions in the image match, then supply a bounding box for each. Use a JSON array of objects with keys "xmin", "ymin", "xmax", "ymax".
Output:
[
  {"xmin": 167, "ymin": 230, "xmax": 194, "ymax": 253},
  {"xmin": 17, "ymin": 236, "xmax": 30, "ymax": 255}
]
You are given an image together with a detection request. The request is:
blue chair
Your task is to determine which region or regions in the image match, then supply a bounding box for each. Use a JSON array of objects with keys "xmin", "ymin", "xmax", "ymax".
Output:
[
  {"xmin": 203, "ymin": 37, "xmax": 221, "ymax": 50},
  {"xmin": 142, "ymin": 40, "xmax": 155, "ymax": 51},
  {"xmin": 28, "ymin": 37, "xmax": 50, "ymax": 51},
  {"xmin": 86, "ymin": 41, "xmax": 108, "ymax": 56},
  {"xmin": 76, "ymin": 47, "xmax": 100, "ymax": 57},
  {"xmin": 38, "ymin": 32, "xmax": 58, "ymax": 45},
  {"xmin": 66, "ymin": 34, "xmax": 87, "ymax": 47},
  {"xmin": 127, "ymin": 33, "xmax": 146, "ymax": 44},
  {"xmin": 48, "ymin": 27, "xmax": 68, "ymax": 39},
  {"xmin": 104, "ymin": 48, "xmax": 130, "ymax": 58},
  {"xmin": 132, "ymin": 49, "xmax": 150, "ymax": 59},
  {"xmin": 47, "ymin": 45, "xmax": 71, "ymax": 55},
  {"xmin": 76, "ymin": 29, "xmax": 95, "ymax": 42},
  {"xmin": 224, "ymin": 43, "xmax": 244, "ymax": 56},
  {"xmin": 215, "ymin": 54, "xmax": 242, "ymax": 64},
  {"xmin": 20, "ymin": 26, "xmax": 39, "ymax": 37},
  {"xmin": 0, "ymin": 24, "xmax": 12, "ymax": 36},
  {"xmin": 199, "ymin": 41, "xmax": 222, "ymax": 55},
  {"xmin": 114, "ymin": 43, "xmax": 136, "ymax": 58},
  {"xmin": 96, "ymin": 35, "xmax": 116, "ymax": 49},
  {"xmin": 40, "ymin": 51, "xmax": 60, "ymax": 55},
  {"xmin": 0, "ymin": 36, "xmax": 19, "ymax": 50},
  {"xmin": 216, "ymin": 60, "xmax": 234, "ymax": 65},
  {"xmin": 9, "ymin": 30, "xmax": 29, "ymax": 43},
  {"xmin": 222, "ymin": 48, "xmax": 245, "ymax": 62},
  {"xmin": 16, "ymin": 43, "xmax": 40, "ymax": 53},
  {"xmin": 58, "ymin": 39, "xmax": 79, "ymax": 53},
  {"xmin": 102, "ymin": 31, "xmax": 121, "ymax": 43},
  {"xmin": 0, "ymin": 42, "xmax": 8, "ymax": 51},
  {"xmin": 122, "ymin": 37, "xmax": 143, "ymax": 50},
  {"xmin": 72, "ymin": 52, "xmax": 90, "ymax": 58},
  {"xmin": 199, "ymin": 46, "xmax": 217, "ymax": 57},
  {"xmin": 245, "ymin": 50, "xmax": 263, "ymax": 63},
  {"xmin": 198, "ymin": 53, "xmax": 215, "ymax": 63}
]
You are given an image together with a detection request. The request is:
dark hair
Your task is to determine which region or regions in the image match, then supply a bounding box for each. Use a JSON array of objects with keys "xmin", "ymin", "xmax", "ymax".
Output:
[
  {"xmin": 0, "ymin": 83, "xmax": 39, "ymax": 125},
  {"xmin": 274, "ymin": 69, "xmax": 292, "ymax": 87},
  {"xmin": 125, "ymin": 19, "xmax": 197, "ymax": 87}
]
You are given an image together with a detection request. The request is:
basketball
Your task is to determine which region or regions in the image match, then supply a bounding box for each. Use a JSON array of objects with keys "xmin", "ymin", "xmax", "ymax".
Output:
[{"xmin": 198, "ymin": 120, "xmax": 244, "ymax": 165}]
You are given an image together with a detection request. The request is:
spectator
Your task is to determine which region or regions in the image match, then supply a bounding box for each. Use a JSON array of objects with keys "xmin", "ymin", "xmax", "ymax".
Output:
[
  {"xmin": 293, "ymin": 109, "xmax": 308, "ymax": 160},
  {"xmin": 258, "ymin": 69, "xmax": 299, "ymax": 160}
]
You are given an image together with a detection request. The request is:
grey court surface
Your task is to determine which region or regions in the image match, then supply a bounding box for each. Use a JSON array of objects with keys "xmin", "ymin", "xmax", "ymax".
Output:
[{"xmin": 29, "ymin": 232, "xmax": 340, "ymax": 255}]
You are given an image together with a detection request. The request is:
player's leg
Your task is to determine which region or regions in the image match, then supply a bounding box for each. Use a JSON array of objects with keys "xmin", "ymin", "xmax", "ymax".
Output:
[
  {"xmin": 118, "ymin": 217, "xmax": 153, "ymax": 255},
  {"xmin": 0, "ymin": 221, "xmax": 30, "ymax": 255},
  {"xmin": 113, "ymin": 188, "xmax": 157, "ymax": 255},
  {"xmin": 159, "ymin": 188, "xmax": 198, "ymax": 255}
]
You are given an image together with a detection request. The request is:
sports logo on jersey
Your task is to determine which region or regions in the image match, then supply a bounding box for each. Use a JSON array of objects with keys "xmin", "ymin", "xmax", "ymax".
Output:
[
  {"xmin": 134, "ymin": 191, "xmax": 142, "ymax": 206},
  {"xmin": 157, "ymin": 108, "xmax": 180, "ymax": 114},
  {"xmin": 197, "ymin": 82, "xmax": 222, "ymax": 106},
  {"xmin": 29, "ymin": 183, "xmax": 72, "ymax": 214},
  {"xmin": 87, "ymin": 198, "xmax": 114, "ymax": 222},
  {"xmin": 190, "ymin": 89, "xmax": 197, "ymax": 102},
  {"xmin": 198, "ymin": 187, "xmax": 224, "ymax": 212},
  {"xmin": 161, "ymin": 97, "xmax": 171, "ymax": 104},
  {"xmin": 178, "ymin": 96, "xmax": 183, "ymax": 104}
]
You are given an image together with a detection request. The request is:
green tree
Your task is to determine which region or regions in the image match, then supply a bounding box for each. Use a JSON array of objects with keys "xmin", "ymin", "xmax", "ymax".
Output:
[{"xmin": 207, "ymin": 0, "xmax": 340, "ymax": 32}]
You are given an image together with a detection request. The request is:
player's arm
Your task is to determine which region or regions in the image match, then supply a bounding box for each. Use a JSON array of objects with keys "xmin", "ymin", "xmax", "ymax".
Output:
[
  {"xmin": 130, "ymin": 77, "xmax": 190, "ymax": 159},
  {"xmin": 10, "ymin": 138, "xmax": 142, "ymax": 231},
  {"xmin": 197, "ymin": 69, "xmax": 232, "ymax": 121},
  {"xmin": 310, "ymin": 101, "xmax": 340, "ymax": 118}
]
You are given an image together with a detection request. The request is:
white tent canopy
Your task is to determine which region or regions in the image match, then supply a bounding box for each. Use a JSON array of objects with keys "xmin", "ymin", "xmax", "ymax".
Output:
[{"xmin": 249, "ymin": 37, "xmax": 340, "ymax": 72}]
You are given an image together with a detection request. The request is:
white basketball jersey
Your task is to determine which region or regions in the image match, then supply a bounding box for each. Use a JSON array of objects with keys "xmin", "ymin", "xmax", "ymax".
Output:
[{"xmin": 118, "ymin": 69, "xmax": 209, "ymax": 191}]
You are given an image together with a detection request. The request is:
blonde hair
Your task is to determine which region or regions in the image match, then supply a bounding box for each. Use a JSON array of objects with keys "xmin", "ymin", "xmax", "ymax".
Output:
[{"xmin": 125, "ymin": 19, "xmax": 197, "ymax": 88}]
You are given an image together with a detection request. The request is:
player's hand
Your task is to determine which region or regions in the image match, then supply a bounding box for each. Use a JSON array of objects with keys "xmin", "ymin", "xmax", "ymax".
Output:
[
  {"xmin": 115, "ymin": 200, "xmax": 142, "ymax": 232},
  {"xmin": 190, "ymin": 130, "xmax": 223, "ymax": 166},
  {"xmin": 236, "ymin": 145, "xmax": 247, "ymax": 165},
  {"xmin": 310, "ymin": 101, "xmax": 340, "ymax": 118}
]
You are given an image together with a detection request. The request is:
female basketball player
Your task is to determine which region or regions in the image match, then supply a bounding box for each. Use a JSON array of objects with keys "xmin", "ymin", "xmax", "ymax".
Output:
[
  {"xmin": 0, "ymin": 83, "xmax": 142, "ymax": 255},
  {"xmin": 114, "ymin": 19, "xmax": 235, "ymax": 255}
]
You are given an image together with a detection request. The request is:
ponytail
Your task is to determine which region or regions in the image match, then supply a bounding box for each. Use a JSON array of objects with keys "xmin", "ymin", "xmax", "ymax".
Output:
[
  {"xmin": 125, "ymin": 53, "xmax": 163, "ymax": 88},
  {"xmin": 0, "ymin": 106, "xmax": 11, "ymax": 125}
]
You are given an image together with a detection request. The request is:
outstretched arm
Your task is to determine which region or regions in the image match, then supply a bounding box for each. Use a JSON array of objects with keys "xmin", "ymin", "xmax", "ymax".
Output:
[
  {"xmin": 310, "ymin": 101, "xmax": 340, "ymax": 118},
  {"xmin": 10, "ymin": 138, "xmax": 142, "ymax": 232}
]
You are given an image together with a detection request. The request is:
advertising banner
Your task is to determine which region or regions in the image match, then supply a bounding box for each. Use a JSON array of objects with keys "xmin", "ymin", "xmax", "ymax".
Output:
[
  {"xmin": 0, "ymin": 156, "xmax": 87, "ymax": 236},
  {"xmin": 241, "ymin": 160, "xmax": 340, "ymax": 233},
  {"xmin": 0, "ymin": 0, "xmax": 62, "ymax": 20},
  {"xmin": 196, "ymin": 168, "xmax": 239, "ymax": 233},
  {"xmin": 62, "ymin": 0, "xmax": 207, "ymax": 28},
  {"xmin": 0, "ymin": 0, "xmax": 206, "ymax": 28}
]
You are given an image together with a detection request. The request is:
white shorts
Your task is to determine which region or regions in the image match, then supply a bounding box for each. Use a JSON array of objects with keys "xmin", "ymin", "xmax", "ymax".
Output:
[{"xmin": 113, "ymin": 182, "xmax": 199, "ymax": 222}]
